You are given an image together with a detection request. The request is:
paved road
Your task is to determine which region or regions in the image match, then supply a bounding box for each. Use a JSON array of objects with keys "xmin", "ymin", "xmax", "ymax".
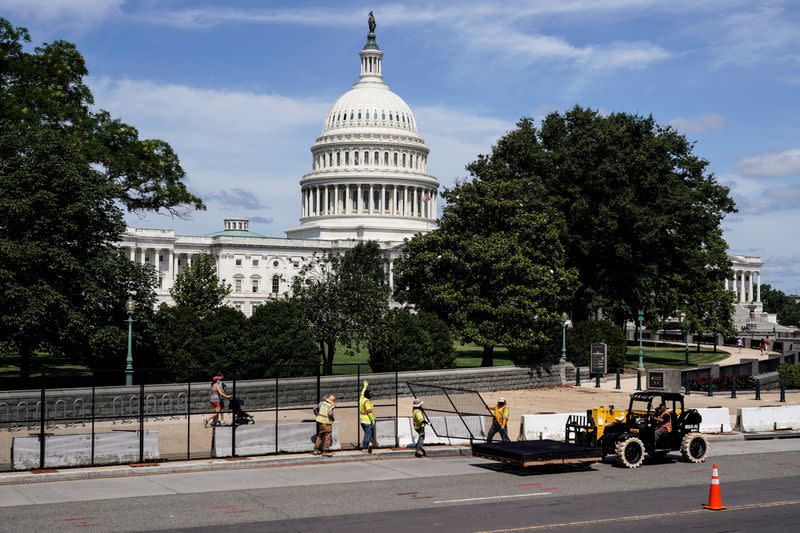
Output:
[{"xmin": 0, "ymin": 439, "xmax": 798, "ymax": 532}]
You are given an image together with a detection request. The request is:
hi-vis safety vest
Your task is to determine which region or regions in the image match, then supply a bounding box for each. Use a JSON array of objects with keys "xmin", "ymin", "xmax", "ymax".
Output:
[
  {"xmin": 494, "ymin": 405, "xmax": 509, "ymax": 428},
  {"xmin": 658, "ymin": 410, "xmax": 672, "ymax": 432},
  {"xmin": 359, "ymin": 395, "xmax": 374, "ymax": 425},
  {"xmin": 412, "ymin": 408, "xmax": 426, "ymax": 430},
  {"xmin": 316, "ymin": 400, "xmax": 333, "ymax": 425}
]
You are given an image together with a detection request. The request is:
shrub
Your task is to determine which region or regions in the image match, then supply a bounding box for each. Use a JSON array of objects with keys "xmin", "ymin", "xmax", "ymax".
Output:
[
  {"xmin": 248, "ymin": 300, "xmax": 319, "ymax": 378},
  {"xmin": 778, "ymin": 363, "xmax": 800, "ymax": 389},
  {"xmin": 566, "ymin": 320, "xmax": 626, "ymax": 370},
  {"xmin": 368, "ymin": 310, "xmax": 455, "ymax": 372},
  {"xmin": 689, "ymin": 374, "xmax": 755, "ymax": 391}
]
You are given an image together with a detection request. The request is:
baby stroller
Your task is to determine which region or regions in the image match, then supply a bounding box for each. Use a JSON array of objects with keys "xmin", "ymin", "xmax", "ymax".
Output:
[{"xmin": 229, "ymin": 398, "xmax": 255, "ymax": 426}]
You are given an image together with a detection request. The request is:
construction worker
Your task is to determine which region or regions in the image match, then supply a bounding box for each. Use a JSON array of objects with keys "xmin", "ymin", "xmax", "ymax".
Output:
[
  {"xmin": 653, "ymin": 402, "xmax": 672, "ymax": 445},
  {"xmin": 412, "ymin": 399, "xmax": 427, "ymax": 457},
  {"xmin": 314, "ymin": 394, "xmax": 336, "ymax": 456},
  {"xmin": 359, "ymin": 380, "xmax": 376, "ymax": 453},
  {"xmin": 486, "ymin": 398, "xmax": 511, "ymax": 442}
]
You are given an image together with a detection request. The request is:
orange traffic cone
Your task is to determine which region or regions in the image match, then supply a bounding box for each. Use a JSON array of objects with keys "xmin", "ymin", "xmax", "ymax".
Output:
[{"xmin": 703, "ymin": 463, "xmax": 728, "ymax": 510}]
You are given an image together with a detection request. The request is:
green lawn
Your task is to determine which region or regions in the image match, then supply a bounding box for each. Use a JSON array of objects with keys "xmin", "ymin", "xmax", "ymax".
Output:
[
  {"xmin": 331, "ymin": 342, "xmax": 514, "ymax": 374},
  {"xmin": 625, "ymin": 346, "xmax": 728, "ymax": 369}
]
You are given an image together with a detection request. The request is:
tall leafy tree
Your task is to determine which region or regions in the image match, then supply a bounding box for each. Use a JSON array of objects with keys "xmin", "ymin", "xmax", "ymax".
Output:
[
  {"xmin": 394, "ymin": 173, "xmax": 578, "ymax": 366},
  {"xmin": 761, "ymin": 284, "xmax": 800, "ymax": 327},
  {"xmin": 249, "ymin": 300, "xmax": 319, "ymax": 377},
  {"xmin": 292, "ymin": 241, "xmax": 390, "ymax": 374},
  {"xmin": 169, "ymin": 253, "xmax": 230, "ymax": 318},
  {"xmin": 0, "ymin": 18, "xmax": 204, "ymax": 379}
]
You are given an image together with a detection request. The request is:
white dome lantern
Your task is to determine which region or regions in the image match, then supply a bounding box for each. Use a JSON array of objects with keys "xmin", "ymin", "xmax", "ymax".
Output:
[{"xmin": 285, "ymin": 13, "xmax": 439, "ymax": 243}]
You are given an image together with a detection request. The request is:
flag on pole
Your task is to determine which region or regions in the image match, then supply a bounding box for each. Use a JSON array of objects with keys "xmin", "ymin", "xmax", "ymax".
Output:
[{"xmin": 422, "ymin": 192, "xmax": 431, "ymax": 202}]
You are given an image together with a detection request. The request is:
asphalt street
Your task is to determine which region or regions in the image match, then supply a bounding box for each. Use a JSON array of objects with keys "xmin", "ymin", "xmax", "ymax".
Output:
[{"xmin": 0, "ymin": 439, "xmax": 798, "ymax": 532}]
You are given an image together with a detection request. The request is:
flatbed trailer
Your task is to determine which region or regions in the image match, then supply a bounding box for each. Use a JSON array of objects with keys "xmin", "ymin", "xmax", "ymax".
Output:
[{"xmin": 471, "ymin": 440, "xmax": 603, "ymax": 468}]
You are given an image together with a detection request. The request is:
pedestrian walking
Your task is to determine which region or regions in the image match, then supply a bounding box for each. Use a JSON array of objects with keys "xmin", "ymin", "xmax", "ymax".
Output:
[
  {"xmin": 486, "ymin": 398, "xmax": 511, "ymax": 442},
  {"xmin": 359, "ymin": 380, "xmax": 376, "ymax": 453},
  {"xmin": 412, "ymin": 399, "xmax": 427, "ymax": 458},
  {"xmin": 314, "ymin": 394, "xmax": 336, "ymax": 456},
  {"xmin": 765, "ymin": 336, "xmax": 771, "ymax": 353},
  {"xmin": 759, "ymin": 339, "xmax": 766, "ymax": 356},
  {"xmin": 204, "ymin": 374, "xmax": 230, "ymax": 428},
  {"xmin": 736, "ymin": 337, "xmax": 743, "ymax": 354}
]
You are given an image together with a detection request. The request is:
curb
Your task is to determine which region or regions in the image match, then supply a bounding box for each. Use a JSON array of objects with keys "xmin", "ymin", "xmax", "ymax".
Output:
[{"xmin": 0, "ymin": 446, "xmax": 471, "ymax": 486}]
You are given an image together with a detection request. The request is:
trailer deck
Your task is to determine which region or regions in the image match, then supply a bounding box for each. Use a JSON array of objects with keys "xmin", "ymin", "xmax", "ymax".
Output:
[{"xmin": 471, "ymin": 440, "xmax": 603, "ymax": 467}]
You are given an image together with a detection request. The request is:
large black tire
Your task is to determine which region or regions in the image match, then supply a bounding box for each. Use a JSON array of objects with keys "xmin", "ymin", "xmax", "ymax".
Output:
[
  {"xmin": 681, "ymin": 433, "xmax": 709, "ymax": 463},
  {"xmin": 615, "ymin": 437, "xmax": 645, "ymax": 468}
]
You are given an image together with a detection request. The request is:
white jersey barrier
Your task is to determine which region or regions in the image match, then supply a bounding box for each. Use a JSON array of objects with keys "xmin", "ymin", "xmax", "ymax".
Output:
[
  {"xmin": 375, "ymin": 417, "xmax": 414, "ymax": 448},
  {"xmin": 696, "ymin": 407, "xmax": 732, "ymax": 433},
  {"xmin": 12, "ymin": 430, "xmax": 159, "ymax": 470},
  {"xmin": 519, "ymin": 412, "xmax": 584, "ymax": 441},
  {"xmin": 737, "ymin": 405, "xmax": 800, "ymax": 433},
  {"xmin": 212, "ymin": 422, "xmax": 341, "ymax": 457}
]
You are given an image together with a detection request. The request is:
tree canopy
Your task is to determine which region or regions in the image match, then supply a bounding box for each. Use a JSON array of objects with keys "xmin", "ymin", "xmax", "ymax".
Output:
[
  {"xmin": 393, "ymin": 166, "xmax": 578, "ymax": 366},
  {"xmin": 169, "ymin": 254, "xmax": 231, "ymax": 317},
  {"xmin": 761, "ymin": 284, "xmax": 800, "ymax": 327},
  {"xmin": 292, "ymin": 241, "xmax": 390, "ymax": 374},
  {"xmin": 0, "ymin": 18, "xmax": 203, "ymax": 379}
]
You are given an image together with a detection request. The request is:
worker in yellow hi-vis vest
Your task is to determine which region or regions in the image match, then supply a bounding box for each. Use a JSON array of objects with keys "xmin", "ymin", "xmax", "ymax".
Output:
[
  {"xmin": 314, "ymin": 395, "xmax": 336, "ymax": 456},
  {"xmin": 486, "ymin": 398, "xmax": 511, "ymax": 442},
  {"xmin": 412, "ymin": 399, "xmax": 428, "ymax": 457},
  {"xmin": 359, "ymin": 380, "xmax": 376, "ymax": 453}
]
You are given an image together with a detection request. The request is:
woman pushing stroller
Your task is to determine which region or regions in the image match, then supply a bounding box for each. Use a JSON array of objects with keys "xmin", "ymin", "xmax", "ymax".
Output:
[{"xmin": 204, "ymin": 374, "xmax": 230, "ymax": 427}]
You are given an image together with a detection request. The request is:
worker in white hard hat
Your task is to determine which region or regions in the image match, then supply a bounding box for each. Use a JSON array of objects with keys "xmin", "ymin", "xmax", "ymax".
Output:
[
  {"xmin": 486, "ymin": 398, "xmax": 511, "ymax": 442},
  {"xmin": 412, "ymin": 399, "xmax": 427, "ymax": 457}
]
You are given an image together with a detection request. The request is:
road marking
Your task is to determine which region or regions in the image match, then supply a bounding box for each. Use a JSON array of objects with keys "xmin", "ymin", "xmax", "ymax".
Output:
[
  {"xmin": 474, "ymin": 499, "xmax": 800, "ymax": 532},
  {"xmin": 434, "ymin": 492, "xmax": 551, "ymax": 504}
]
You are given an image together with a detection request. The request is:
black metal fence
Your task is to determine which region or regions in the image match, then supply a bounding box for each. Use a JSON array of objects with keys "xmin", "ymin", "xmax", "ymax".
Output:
[{"xmin": 0, "ymin": 364, "xmax": 403, "ymax": 472}]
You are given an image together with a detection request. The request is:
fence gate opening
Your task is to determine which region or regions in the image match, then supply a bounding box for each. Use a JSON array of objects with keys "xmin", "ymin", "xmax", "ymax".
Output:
[{"xmin": 406, "ymin": 382, "xmax": 492, "ymax": 443}]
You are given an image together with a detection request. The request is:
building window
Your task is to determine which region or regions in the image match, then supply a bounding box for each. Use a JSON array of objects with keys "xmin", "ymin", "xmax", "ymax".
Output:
[
  {"xmin": 345, "ymin": 151, "xmax": 350, "ymax": 165},
  {"xmin": 364, "ymin": 151, "xmax": 369, "ymax": 165},
  {"xmin": 354, "ymin": 151, "xmax": 358, "ymax": 165},
  {"xmin": 272, "ymin": 275, "xmax": 280, "ymax": 294},
  {"xmin": 293, "ymin": 261, "xmax": 300, "ymax": 268},
  {"xmin": 273, "ymin": 260, "xmax": 279, "ymax": 267},
  {"xmin": 253, "ymin": 259, "xmax": 259, "ymax": 267},
  {"xmin": 374, "ymin": 151, "xmax": 379, "ymax": 164},
  {"xmin": 252, "ymin": 278, "xmax": 260, "ymax": 293},
  {"xmin": 234, "ymin": 277, "xmax": 243, "ymax": 293},
  {"xmin": 235, "ymin": 258, "xmax": 242, "ymax": 267},
  {"xmin": 159, "ymin": 254, "xmax": 163, "ymax": 262},
  {"xmin": 394, "ymin": 153, "xmax": 398, "ymax": 166},
  {"xmin": 384, "ymin": 152, "xmax": 389, "ymax": 165}
]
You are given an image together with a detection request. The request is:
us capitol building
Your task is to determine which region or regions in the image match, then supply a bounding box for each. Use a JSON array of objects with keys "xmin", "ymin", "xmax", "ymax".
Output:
[{"xmin": 119, "ymin": 19, "xmax": 439, "ymax": 316}]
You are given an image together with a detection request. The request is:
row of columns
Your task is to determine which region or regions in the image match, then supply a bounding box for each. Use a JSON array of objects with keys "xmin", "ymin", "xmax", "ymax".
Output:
[
  {"xmin": 725, "ymin": 269, "xmax": 761, "ymax": 304},
  {"xmin": 125, "ymin": 247, "xmax": 200, "ymax": 290},
  {"xmin": 302, "ymin": 184, "xmax": 437, "ymax": 219},
  {"xmin": 313, "ymin": 149, "xmax": 426, "ymax": 172}
]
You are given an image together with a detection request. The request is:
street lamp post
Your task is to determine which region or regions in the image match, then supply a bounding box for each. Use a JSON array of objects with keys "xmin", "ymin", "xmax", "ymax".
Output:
[
  {"xmin": 684, "ymin": 319, "xmax": 690, "ymax": 366},
  {"xmin": 125, "ymin": 297, "xmax": 136, "ymax": 386},
  {"xmin": 560, "ymin": 313, "xmax": 568, "ymax": 364},
  {"xmin": 637, "ymin": 309, "xmax": 644, "ymax": 370}
]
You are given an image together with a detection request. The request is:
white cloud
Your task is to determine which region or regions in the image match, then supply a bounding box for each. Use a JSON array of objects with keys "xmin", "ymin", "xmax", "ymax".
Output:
[
  {"xmin": 712, "ymin": 5, "xmax": 800, "ymax": 66},
  {"xmin": 668, "ymin": 113, "xmax": 724, "ymax": 133},
  {"xmin": 737, "ymin": 149, "xmax": 800, "ymax": 178},
  {"xmin": 0, "ymin": 0, "xmax": 124, "ymax": 26}
]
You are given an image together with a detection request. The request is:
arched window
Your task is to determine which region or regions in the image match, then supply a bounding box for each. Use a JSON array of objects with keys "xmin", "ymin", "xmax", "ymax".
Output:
[
  {"xmin": 402, "ymin": 153, "xmax": 406, "ymax": 167},
  {"xmin": 272, "ymin": 275, "xmax": 280, "ymax": 294},
  {"xmin": 393, "ymin": 152, "xmax": 398, "ymax": 166},
  {"xmin": 345, "ymin": 151, "xmax": 350, "ymax": 165},
  {"xmin": 354, "ymin": 151, "xmax": 358, "ymax": 165},
  {"xmin": 337, "ymin": 152, "xmax": 341, "ymax": 166},
  {"xmin": 328, "ymin": 153, "xmax": 333, "ymax": 167},
  {"xmin": 382, "ymin": 111, "xmax": 385, "ymax": 120},
  {"xmin": 358, "ymin": 111, "xmax": 361, "ymax": 119},
  {"xmin": 384, "ymin": 152, "xmax": 389, "ymax": 165},
  {"xmin": 364, "ymin": 151, "xmax": 369, "ymax": 164}
]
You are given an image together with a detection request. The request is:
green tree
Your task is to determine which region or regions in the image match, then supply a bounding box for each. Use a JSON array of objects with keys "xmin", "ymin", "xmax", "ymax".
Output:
[
  {"xmin": 0, "ymin": 19, "xmax": 203, "ymax": 379},
  {"xmin": 249, "ymin": 300, "xmax": 319, "ymax": 377},
  {"xmin": 169, "ymin": 254, "xmax": 230, "ymax": 317},
  {"xmin": 394, "ymin": 164, "xmax": 578, "ymax": 366},
  {"xmin": 761, "ymin": 284, "xmax": 800, "ymax": 326},
  {"xmin": 528, "ymin": 109, "xmax": 736, "ymax": 327},
  {"xmin": 369, "ymin": 309, "xmax": 455, "ymax": 372},
  {"xmin": 292, "ymin": 241, "xmax": 390, "ymax": 374}
]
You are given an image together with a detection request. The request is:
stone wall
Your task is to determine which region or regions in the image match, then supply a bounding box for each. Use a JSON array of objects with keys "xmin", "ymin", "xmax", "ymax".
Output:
[{"xmin": 0, "ymin": 364, "xmax": 573, "ymax": 426}]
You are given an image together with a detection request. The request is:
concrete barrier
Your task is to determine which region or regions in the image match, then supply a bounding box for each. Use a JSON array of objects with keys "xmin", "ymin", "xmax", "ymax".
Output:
[
  {"xmin": 519, "ymin": 412, "xmax": 584, "ymax": 441},
  {"xmin": 696, "ymin": 407, "xmax": 732, "ymax": 433},
  {"xmin": 421, "ymin": 416, "xmax": 449, "ymax": 445},
  {"xmin": 12, "ymin": 430, "xmax": 159, "ymax": 470},
  {"xmin": 446, "ymin": 415, "xmax": 487, "ymax": 445},
  {"xmin": 375, "ymin": 417, "xmax": 413, "ymax": 448},
  {"xmin": 737, "ymin": 406, "xmax": 800, "ymax": 432},
  {"xmin": 212, "ymin": 422, "xmax": 341, "ymax": 457}
]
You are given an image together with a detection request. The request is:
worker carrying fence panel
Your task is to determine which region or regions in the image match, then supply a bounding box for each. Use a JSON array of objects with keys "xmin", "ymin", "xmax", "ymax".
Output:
[{"xmin": 486, "ymin": 398, "xmax": 511, "ymax": 442}]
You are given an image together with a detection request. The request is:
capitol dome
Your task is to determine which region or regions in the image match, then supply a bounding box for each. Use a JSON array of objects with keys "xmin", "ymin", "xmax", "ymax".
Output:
[{"xmin": 285, "ymin": 16, "xmax": 439, "ymax": 243}]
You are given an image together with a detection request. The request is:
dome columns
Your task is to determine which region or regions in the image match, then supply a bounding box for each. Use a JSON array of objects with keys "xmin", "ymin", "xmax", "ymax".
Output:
[{"xmin": 301, "ymin": 183, "xmax": 437, "ymax": 220}]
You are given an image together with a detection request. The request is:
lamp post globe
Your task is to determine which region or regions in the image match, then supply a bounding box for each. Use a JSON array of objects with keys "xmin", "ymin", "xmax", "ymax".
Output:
[
  {"xmin": 125, "ymin": 297, "xmax": 136, "ymax": 386},
  {"xmin": 637, "ymin": 309, "xmax": 645, "ymax": 371}
]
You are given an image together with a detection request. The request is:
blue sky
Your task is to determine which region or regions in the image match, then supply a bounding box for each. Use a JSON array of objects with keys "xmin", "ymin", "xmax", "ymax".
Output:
[{"xmin": 3, "ymin": 0, "xmax": 800, "ymax": 292}]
